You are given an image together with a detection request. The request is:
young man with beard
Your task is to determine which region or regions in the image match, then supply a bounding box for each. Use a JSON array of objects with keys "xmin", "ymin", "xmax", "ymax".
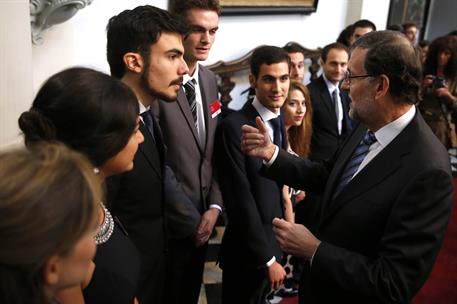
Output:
[
  {"xmin": 216, "ymin": 46, "xmax": 290, "ymax": 303},
  {"xmin": 151, "ymin": 1, "xmax": 222, "ymax": 303},
  {"xmin": 105, "ymin": 6, "xmax": 201, "ymax": 304},
  {"xmin": 241, "ymin": 31, "xmax": 452, "ymax": 304}
]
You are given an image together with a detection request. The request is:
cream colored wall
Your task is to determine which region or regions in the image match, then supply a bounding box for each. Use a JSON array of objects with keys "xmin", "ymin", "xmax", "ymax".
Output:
[{"xmin": 0, "ymin": 0, "xmax": 33, "ymax": 149}]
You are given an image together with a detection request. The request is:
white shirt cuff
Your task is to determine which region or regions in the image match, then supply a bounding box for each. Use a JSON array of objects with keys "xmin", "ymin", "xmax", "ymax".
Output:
[
  {"xmin": 266, "ymin": 256, "xmax": 276, "ymax": 267},
  {"xmin": 209, "ymin": 204, "xmax": 222, "ymax": 213},
  {"xmin": 264, "ymin": 146, "xmax": 279, "ymax": 167}
]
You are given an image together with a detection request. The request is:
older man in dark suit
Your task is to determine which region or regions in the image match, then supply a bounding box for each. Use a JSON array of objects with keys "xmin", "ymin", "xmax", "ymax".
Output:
[{"xmin": 241, "ymin": 31, "xmax": 453, "ymax": 304}]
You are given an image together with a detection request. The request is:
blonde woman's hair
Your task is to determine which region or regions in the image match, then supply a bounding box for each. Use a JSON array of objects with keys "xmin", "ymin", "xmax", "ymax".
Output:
[{"xmin": 0, "ymin": 143, "xmax": 100, "ymax": 303}]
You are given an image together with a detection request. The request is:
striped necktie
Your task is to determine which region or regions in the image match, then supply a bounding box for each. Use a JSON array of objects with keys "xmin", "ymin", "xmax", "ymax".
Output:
[
  {"xmin": 333, "ymin": 131, "xmax": 377, "ymax": 199},
  {"xmin": 184, "ymin": 79, "xmax": 198, "ymax": 129}
]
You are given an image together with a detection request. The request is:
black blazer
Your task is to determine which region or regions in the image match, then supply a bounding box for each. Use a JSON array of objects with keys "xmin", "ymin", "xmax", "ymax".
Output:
[
  {"xmin": 307, "ymin": 75, "xmax": 352, "ymax": 162},
  {"xmin": 216, "ymin": 103, "xmax": 286, "ymax": 269},
  {"xmin": 106, "ymin": 115, "xmax": 200, "ymax": 303},
  {"xmin": 263, "ymin": 110, "xmax": 453, "ymax": 303}
]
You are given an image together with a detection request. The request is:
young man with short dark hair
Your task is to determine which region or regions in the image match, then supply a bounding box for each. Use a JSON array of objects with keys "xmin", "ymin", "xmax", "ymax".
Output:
[{"xmin": 216, "ymin": 45, "xmax": 290, "ymax": 304}]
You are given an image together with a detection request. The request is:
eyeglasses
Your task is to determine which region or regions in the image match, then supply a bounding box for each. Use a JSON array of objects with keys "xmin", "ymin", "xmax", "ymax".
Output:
[{"xmin": 342, "ymin": 71, "xmax": 375, "ymax": 85}]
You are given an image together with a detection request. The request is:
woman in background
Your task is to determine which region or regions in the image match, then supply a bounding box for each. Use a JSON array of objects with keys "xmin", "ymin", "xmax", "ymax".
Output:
[
  {"xmin": 336, "ymin": 24, "xmax": 355, "ymax": 47},
  {"xmin": 419, "ymin": 35, "xmax": 457, "ymax": 149},
  {"xmin": 19, "ymin": 67, "xmax": 144, "ymax": 304},
  {"xmin": 0, "ymin": 143, "xmax": 100, "ymax": 304},
  {"xmin": 281, "ymin": 81, "xmax": 313, "ymax": 222},
  {"xmin": 276, "ymin": 81, "xmax": 313, "ymax": 296}
]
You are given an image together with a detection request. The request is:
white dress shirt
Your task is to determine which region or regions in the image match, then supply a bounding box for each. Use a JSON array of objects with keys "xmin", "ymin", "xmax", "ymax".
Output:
[
  {"xmin": 354, "ymin": 105, "xmax": 416, "ymax": 178},
  {"xmin": 252, "ymin": 97, "xmax": 281, "ymax": 142}
]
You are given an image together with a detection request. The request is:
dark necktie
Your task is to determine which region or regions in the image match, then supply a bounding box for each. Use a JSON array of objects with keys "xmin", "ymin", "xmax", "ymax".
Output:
[
  {"xmin": 184, "ymin": 79, "xmax": 198, "ymax": 129},
  {"xmin": 332, "ymin": 89, "xmax": 340, "ymax": 120},
  {"xmin": 269, "ymin": 116, "xmax": 282, "ymax": 147},
  {"xmin": 141, "ymin": 110, "xmax": 155, "ymax": 142},
  {"xmin": 333, "ymin": 131, "xmax": 377, "ymax": 199}
]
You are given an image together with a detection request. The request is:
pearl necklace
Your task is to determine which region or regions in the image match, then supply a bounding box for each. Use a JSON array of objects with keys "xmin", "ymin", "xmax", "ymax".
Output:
[{"xmin": 94, "ymin": 202, "xmax": 114, "ymax": 245}]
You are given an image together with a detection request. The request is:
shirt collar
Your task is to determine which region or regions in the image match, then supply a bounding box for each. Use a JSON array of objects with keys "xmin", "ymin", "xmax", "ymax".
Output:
[
  {"xmin": 138, "ymin": 100, "xmax": 149, "ymax": 115},
  {"xmin": 372, "ymin": 105, "xmax": 416, "ymax": 148},
  {"xmin": 322, "ymin": 73, "xmax": 338, "ymax": 94},
  {"xmin": 183, "ymin": 62, "xmax": 200, "ymax": 86},
  {"xmin": 252, "ymin": 96, "xmax": 280, "ymax": 122}
]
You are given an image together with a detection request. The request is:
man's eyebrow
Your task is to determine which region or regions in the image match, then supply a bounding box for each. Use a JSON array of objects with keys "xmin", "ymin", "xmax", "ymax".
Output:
[
  {"xmin": 166, "ymin": 49, "xmax": 183, "ymax": 55},
  {"xmin": 191, "ymin": 25, "xmax": 219, "ymax": 31},
  {"xmin": 261, "ymin": 73, "xmax": 289, "ymax": 79}
]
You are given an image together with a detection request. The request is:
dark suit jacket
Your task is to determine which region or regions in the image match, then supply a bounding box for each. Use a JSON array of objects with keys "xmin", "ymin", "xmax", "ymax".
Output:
[
  {"xmin": 153, "ymin": 65, "xmax": 222, "ymax": 214},
  {"xmin": 307, "ymin": 75, "xmax": 352, "ymax": 162},
  {"xmin": 106, "ymin": 115, "xmax": 199, "ymax": 303},
  {"xmin": 263, "ymin": 110, "xmax": 453, "ymax": 303},
  {"xmin": 216, "ymin": 103, "xmax": 286, "ymax": 269}
]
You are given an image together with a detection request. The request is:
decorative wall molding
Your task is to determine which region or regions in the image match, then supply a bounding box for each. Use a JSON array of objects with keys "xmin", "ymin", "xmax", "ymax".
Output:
[{"xmin": 30, "ymin": 0, "xmax": 93, "ymax": 44}]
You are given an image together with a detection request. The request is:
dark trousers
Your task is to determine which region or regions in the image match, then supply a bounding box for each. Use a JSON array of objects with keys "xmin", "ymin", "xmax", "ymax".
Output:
[
  {"xmin": 138, "ymin": 254, "xmax": 165, "ymax": 304},
  {"xmin": 165, "ymin": 237, "xmax": 207, "ymax": 304},
  {"xmin": 222, "ymin": 264, "xmax": 269, "ymax": 304}
]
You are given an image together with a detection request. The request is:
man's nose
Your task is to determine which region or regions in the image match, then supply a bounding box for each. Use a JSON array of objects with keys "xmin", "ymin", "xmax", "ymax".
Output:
[{"xmin": 179, "ymin": 59, "xmax": 189, "ymax": 75}]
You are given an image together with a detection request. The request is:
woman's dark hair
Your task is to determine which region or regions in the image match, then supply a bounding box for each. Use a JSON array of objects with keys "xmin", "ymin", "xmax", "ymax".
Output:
[
  {"xmin": 0, "ymin": 143, "xmax": 100, "ymax": 304},
  {"xmin": 19, "ymin": 67, "xmax": 139, "ymax": 167},
  {"xmin": 423, "ymin": 35, "xmax": 457, "ymax": 79},
  {"xmin": 336, "ymin": 24, "xmax": 354, "ymax": 47}
]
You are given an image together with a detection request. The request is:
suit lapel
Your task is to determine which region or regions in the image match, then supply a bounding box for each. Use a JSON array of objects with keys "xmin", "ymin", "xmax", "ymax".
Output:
[
  {"xmin": 341, "ymin": 92, "xmax": 352, "ymax": 135},
  {"xmin": 320, "ymin": 116, "xmax": 416, "ymax": 225},
  {"xmin": 138, "ymin": 122, "xmax": 162, "ymax": 178},
  {"xmin": 318, "ymin": 77, "xmax": 338, "ymax": 129},
  {"xmin": 176, "ymin": 88, "xmax": 203, "ymax": 152},
  {"xmin": 151, "ymin": 114, "xmax": 165, "ymax": 165},
  {"xmin": 199, "ymin": 69, "xmax": 213, "ymax": 151},
  {"xmin": 318, "ymin": 125, "xmax": 365, "ymax": 220},
  {"xmin": 324, "ymin": 145, "xmax": 402, "ymax": 222}
]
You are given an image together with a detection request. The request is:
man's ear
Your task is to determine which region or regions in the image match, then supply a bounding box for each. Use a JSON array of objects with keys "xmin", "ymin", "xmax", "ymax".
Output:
[
  {"xmin": 123, "ymin": 52, "xmax": 144, "ymax": 74},
  {"xmin": 375, "ymin": 74, "xmax": 389, "ymax": 100},
  {"xmin": 248, "ymin": 74, "xmax": 257, "ymax": 88},
  {"xmin": 319, "ymin": 57, "xmax": 324, "ymax": 66},
  {"xmin": 43, "ymin": 255, "xmax": 61, "ymax": 287}
]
